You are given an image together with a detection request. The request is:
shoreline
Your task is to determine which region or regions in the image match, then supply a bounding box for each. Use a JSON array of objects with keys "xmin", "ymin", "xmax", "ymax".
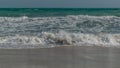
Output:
[
  {"xmin": 0, "ymin": 46, "xmax": 120, "ymax": 68},
  {"xmin": 0, "ymin": 45, "xmax": 119, "ymax": 50}
]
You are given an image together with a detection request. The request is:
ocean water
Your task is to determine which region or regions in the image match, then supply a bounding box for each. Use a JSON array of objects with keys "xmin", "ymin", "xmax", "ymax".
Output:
[{"xmin": 0, "ymin": 8, "xmax": 120, "ymax": 49}]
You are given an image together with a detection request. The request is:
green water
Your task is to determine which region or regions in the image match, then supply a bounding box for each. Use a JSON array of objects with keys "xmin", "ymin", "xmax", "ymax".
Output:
[{"xmin": 0, "ymin": 8, "xmax": 120, "ymax": 17}]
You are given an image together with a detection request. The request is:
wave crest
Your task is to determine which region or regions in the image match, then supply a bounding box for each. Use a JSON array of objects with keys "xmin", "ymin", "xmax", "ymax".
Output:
[{"xmin": 0, "ymin": 31, "xmax": 120, "ymax": 48}]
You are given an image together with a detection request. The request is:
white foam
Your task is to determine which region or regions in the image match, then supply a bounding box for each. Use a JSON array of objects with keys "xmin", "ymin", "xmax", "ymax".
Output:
[
  {"xmin": 0, "ymin": 15, "xmax": 120, "ymax": 34},
  {"xmin": 0, "ymin": 15, "xmax": 119, "ymax": 48},
  {"xmin": 0, "ymin": 32, "xmax": 119, "ymax": 48}
]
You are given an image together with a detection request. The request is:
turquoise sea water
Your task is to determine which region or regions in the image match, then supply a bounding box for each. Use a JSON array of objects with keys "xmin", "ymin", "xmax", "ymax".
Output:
[
  {"xmin": 0, "ymin": 8, "xmax": 120, "ymax": 17},
  {"xmin": 0, "ymin": 8, "xmax": 120, "ymax": 48}
]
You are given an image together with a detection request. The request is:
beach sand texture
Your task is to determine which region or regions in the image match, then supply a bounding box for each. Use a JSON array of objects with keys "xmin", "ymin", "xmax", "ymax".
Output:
[{"xmin": 0, "ymin": 46, "xmax": 120, "ymax": 68}]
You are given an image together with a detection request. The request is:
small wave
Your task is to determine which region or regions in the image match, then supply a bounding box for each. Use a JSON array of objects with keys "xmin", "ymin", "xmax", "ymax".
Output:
[{"xmin": 0, "ymin": 31, "xmax": 120, "ymax": 48}]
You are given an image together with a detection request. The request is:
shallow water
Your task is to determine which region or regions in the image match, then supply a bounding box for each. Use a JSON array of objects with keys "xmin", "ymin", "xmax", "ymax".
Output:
[{"xmin": 0, "ymin": 46, "xmax": 120, "ymax": 68}]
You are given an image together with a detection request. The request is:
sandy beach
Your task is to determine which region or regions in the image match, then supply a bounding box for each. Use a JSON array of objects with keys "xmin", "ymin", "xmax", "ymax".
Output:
[{"xmin": 0, "ymin": 46, "xmax": 120, "ymax": 68}]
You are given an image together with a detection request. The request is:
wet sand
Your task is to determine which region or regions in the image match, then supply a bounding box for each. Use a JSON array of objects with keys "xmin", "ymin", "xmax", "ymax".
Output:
[{"xmin": 0, "ymin": 46, "xmax": 120, "ymax": 68}]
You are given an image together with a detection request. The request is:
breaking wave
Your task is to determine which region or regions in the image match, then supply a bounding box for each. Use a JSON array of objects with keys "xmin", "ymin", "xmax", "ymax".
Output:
[
  {"xmin": 0, "ymin": 15, "xmax": 120, "ymax": 48},
  {"xmin": 0, "ymin": 31, "xmax": 120, "ymax": 48}
]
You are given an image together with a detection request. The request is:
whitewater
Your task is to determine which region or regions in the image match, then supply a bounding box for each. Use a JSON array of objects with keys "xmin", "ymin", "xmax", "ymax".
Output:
[{"xmin": 0, "ymin": 15, "xmax": 120, "ymax": 48}]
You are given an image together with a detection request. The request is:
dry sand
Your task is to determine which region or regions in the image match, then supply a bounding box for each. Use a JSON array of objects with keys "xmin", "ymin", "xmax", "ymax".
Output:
[{"xmin": 0, "ymin": 46, "xmax": 120, "ymax": 68}]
